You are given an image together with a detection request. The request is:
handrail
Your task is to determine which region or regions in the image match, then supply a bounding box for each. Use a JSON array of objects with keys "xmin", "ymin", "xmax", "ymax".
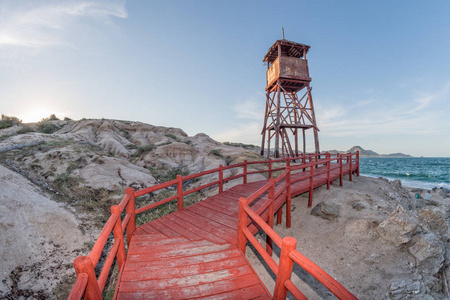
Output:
[
  {"xmin": 68, "ymin": 151, "xmax": 360, "ymax": 299},
  {"xmin": 237, "ymin": 173, "xmax": 359, "ymax": 299}
]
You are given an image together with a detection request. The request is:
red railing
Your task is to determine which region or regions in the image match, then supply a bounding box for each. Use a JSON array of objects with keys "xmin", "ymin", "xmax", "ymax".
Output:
[
  {"xmin": 68, "ymin": 152, "xmax": 359, "ymax": 299},
  {"xmin": 237, "ymin": 160, "xmax": 359, "ymax": 299}
]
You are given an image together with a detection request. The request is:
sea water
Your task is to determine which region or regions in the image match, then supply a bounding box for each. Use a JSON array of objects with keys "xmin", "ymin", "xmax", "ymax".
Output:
[{"xmin": 359, "ymin": 157, "xmax": 450, "ymax": 190}]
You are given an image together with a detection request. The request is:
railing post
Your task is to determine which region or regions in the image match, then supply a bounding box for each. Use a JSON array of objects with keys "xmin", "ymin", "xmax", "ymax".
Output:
[
  {"xmin": 237, "ymin": 197, "xmax": 248, "ymax": 254},
  {"xmin": 349, "ymin": 153, "xmax": 353, "ymax": 182},
  {"xmin": 125, "ymin": 187, "xmax": 135, "ymax": 246},
  {"xmin": 309, "ymin": 161, "xmax": 314, "ymax": 207},
  {"xmin": 268, "ymin": 159, "xmax": 272, "ymax": 178},
  {"xmin": 286, "ymin": 166, "xmax": 292, "ymax": 228},
  {"xmin": 356, "ymin": 151, "xmax": 360, "ymax": 176},
  {"xmin": 273, "ymin": 237, "xmax": 297, "ymax": 300},
  {"xmin": 219, "ymin": 165, "xmax": 224, "ymax": 193},
  {"xmin": 326, "ymin": 152, "xmax": 331, "ymax": 189},
  {"xmin": 176, "ymin": 174, "xmax": 183, "ymax": 210},
  {"xmin": 73, "ymin": 256, "xmax": 102, "ymax": 300},
  {"xmin": 243, "ymin": 160, "xmax": 248, "ymax": 184},
  {"xmin": 267, "ymin": 179, "xmax": 275, "ymax": 256},
  {"xmin": 339, "ymin": 154, "xmax": 343, "ymax": 187},
  {"xmin": 111, "ymin": 205, "xmax": 126, "ymax": 270},
  {"xmin": 302, "ymin": 154, "xmax": 306, "ymax": 171}
]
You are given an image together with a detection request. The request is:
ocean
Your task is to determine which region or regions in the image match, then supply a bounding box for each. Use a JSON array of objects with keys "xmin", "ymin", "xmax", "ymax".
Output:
[{"xmin": 359, "ymin": 157, "xmax": 450, "ymax": 190}]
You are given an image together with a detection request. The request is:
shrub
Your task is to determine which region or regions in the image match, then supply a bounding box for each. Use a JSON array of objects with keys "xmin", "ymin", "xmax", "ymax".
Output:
[
  {"xmin": 37, "ymin": 122, "xmax": 60, "ymax": 134},
  {"xmin": 133, "ymin": 144, "xmax": 156, "ymax": 157},
  {"xmin": 165, "ymin": 134, "xmax": 177, "ymax": 140},
  {"xmin": 17, "ymin": 126, "xmax": 35, "ymax": 134},
  {"xmin": 41, "ymin": 114, "xmax": 59, "ymax": 122},
  {"xmin": 209, "ymin": 149, "xmax": 223, "ymax": 157},
  {"xmin": 161, "ymin": 165, "xmax": 189, "ymax": 181},
  {"xmin": 0, "ymin": 114, "xmax": 21, "ymax": 129}
]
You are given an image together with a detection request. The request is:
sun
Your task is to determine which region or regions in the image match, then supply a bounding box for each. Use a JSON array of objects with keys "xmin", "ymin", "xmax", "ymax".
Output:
[{"xmin": 19, "ymin": 108, "xmax": 63, "ymax": 123}]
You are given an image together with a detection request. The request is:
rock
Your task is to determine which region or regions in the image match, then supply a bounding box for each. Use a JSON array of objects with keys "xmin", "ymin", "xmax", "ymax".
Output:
[
  {"xmin": 391, "ymin": 179, "xmax": 402, "ymax": 187},
  {"xmin": 439, "ymin": 188, "xmax": 450, "ymax": 198},
  {"xmin": 418, "ymin": 206, "xmax": 448, "ymax": 236},
  {"xmin": 351, "ymin": 201, "xmax": 365, "ymax": 211},
  {"xmin": 310, "ymin": 201, "xmax": 340, "ymax": 220},
  {"xmin": 388, "ymin": 276, "xmax": 422, "ymax": 299},
  {"xmin": 376, "ymin": 205, "xmax": 418, "ymax": 246},
  {"xmin": 408, "ymin": 232, "xmax": 444, "ymax": 275}
]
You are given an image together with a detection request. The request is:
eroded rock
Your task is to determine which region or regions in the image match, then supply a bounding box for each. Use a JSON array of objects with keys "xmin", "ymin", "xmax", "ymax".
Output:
[
  {"xmin": 408, "ymin": 232, "xmax": 444, "ymax": 275},
  {"xmin": 418, "ymin": 206, "xmax": 448, "ymax": 237},
  {"xmin": 377, "ymin": 205, "xmax": 418, "ymax": 246},
  {"xmin": 310, "ymin": 201, "xmax": 340, "ymax": 220}
]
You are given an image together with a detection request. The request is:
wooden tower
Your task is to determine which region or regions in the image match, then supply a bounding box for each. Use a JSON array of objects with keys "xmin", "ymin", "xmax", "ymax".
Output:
[{"xmin": 260, "ymin": 39, "xmax": 320, "ymax": 158}]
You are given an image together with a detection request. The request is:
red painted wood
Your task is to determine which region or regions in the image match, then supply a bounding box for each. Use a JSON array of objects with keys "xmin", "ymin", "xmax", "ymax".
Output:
[
  {"xmin": 116, "ymin": 274, "xmax": 265, "ymax": 299},
  {"xmin": 124, "ymin": 248, "xmax": 242, "ymax": 271}
]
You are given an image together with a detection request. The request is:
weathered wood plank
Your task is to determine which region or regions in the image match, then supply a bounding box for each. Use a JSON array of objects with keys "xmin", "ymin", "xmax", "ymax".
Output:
[
  {"xmin": 124, "ymin": 248, "xmax": 242, "ymax": 271},
  {"xmin": 121, "ymin": 256, "xmax": 247, "ymax": 282},
  {"xmin": 176, "ymin": 210, "xmax": 237, "ymax": 243},
  {"xmin": 118, "ymin": 265, "xmax": 254, "ymax": 291},
  {"xmin": 126, "ymin": 242, "xmax": 232, "ymax": 262},
  {"xmin": 116, "ymin": 274, "xmax": 265, "ymax": 299},
  {"xmin": 157, "ymin": 216, "xmax": 203, "ymax": 241},
  {"xmin": 149, "ymin": 219, "xmax": 182, "ymax": 238},
  {"xmin": 164, "ymin": 213, "xmax": 228, "ymax": 244},
  {"xmin": 189, "ymin": 204, "xmax": 237, "ymax": 228}
]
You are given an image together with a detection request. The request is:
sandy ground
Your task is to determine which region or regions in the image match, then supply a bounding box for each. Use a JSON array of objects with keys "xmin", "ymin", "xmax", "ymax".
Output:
[
  {"xmin": 246, "ymin": 175, "xmax": 447, "ymax": 299},
  {"xmin": 0, "ymin": 165, "xmax": 89, "ymax": 299}
]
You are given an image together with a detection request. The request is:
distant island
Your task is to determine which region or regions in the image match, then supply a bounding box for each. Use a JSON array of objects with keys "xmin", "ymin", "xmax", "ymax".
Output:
[{"xmin": 328, "ymin": 145, "xmax": 412, "ymax": 158}]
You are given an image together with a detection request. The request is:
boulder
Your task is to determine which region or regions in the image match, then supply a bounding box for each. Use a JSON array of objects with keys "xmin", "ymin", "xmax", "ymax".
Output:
[
  {"xmin": 418, "ymin": 206, "xmax": 448, "ymax": 237},
  {"xmin": 408, "ymin": 232, "xmax": 445, "ymax": 275},
  {"xmin": 310, "ymin": 201, "xmax": 340, "ymax": 220},
  {"xmin": 388, "ymin": 276, "xmax": 422, "ymax": 300},
  {"xmin": 376, "ymin": 205, "xmax": 418, "ymax": 246}
]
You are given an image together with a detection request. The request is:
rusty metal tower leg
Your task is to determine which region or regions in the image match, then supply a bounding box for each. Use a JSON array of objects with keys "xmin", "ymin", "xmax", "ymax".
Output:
[
  {"xmin": 260, "ymin": 92, "xmax": 270, "ymax": 156},
  {"xmin": 307, "ymin": 87, "xmax": 320, "ymax": 154},
  {"xmin": 274, "ymin": 85, "xmax": 281, "ymax": 158}
]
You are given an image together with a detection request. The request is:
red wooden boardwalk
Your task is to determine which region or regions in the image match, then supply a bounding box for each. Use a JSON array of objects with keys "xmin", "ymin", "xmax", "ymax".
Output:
[{"xmin": 69, "ymin": 153, "xmax": 360, "ymax": 300}]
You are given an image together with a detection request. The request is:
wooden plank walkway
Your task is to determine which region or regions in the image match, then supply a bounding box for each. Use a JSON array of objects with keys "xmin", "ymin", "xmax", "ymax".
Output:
[{"xmin": 114, "ymin": 162, "xmax": 358, "ymax": 299}]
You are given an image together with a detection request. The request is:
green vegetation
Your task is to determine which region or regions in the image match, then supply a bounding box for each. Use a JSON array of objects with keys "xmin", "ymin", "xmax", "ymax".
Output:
[
  {"xmin": 41, "ymin": 114, "xmax": 60, "ymax": 122},
  {"xmin": 133, "ymin": 144, "xmax": 156, "ymax": 157},
  {"xmin": 0, "ymin": 134, "xmax": 12, "ymax": 142},
  {"xmin": 148, "ymin": 164, "xmax": 190, "ymax": 182},
  {"xmin": 223, "ymin": 141, "xmax": 258, "ymax": 150},
  {"xmin": 17, "ymin": 125, "xmax": 35, "ymax": 134},
  {"xmin": 209, "ymin": 149, "xmax": 233, "ymax": 165},
  {"xmin": 209, "ymin": 149, "xmax": 222, "ymax": 157},
  {"xmin": 53, "ymin": 173, "xmax": 82, "ymax": 189},
  {"xmin": 37, "ymin": 122, "xmax": 60, "ymax": 134},
  {"xmin": 165, "ymin": 134, "xmax": 178, "ymax": 140},
  {"xmin": 0, "ymin": 114, "xmax": 21, "ymax": 129}
]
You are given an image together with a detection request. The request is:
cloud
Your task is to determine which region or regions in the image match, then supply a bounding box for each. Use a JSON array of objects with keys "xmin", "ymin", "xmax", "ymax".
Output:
[
  {"xmin": 212, "ymin": 97, "xmax": 265, "ymax": 144},
  {"xmin": 0, "ymin": 1, "xmax": 127, "ymax": 49},
  {"xmin": 317, "ymin": 82, "xmax": 450, "ymax": 138},
  {"xmin": 232, "ymin": 98, "xmax": 264, "ymax": 120},
  {"xmin": 213, "ymin": 121, "xmax": 261, "ymax": 145}
]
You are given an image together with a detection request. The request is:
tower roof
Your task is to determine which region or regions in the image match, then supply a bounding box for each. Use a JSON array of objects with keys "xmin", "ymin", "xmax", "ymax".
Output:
[{"xmin": 263, "ymin": 39, "xmax": 310, "ymax": 63}]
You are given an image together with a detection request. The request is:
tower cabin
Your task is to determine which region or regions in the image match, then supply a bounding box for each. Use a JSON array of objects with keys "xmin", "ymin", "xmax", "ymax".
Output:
[{"xmin": 264, "ymin": 39, "xmax": 311, "ymax": 93}]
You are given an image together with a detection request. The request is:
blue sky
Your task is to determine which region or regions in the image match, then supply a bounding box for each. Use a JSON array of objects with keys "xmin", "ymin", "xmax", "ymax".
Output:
[{"xmin": 1, "ymin": 1, "xmax": 449, "ymax": 157}]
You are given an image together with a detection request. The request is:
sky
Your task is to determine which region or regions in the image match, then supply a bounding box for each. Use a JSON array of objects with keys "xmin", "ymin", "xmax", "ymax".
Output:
[{"xmin": 1, "ymin": 1, "xmax": 449, "ymax": 157}]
